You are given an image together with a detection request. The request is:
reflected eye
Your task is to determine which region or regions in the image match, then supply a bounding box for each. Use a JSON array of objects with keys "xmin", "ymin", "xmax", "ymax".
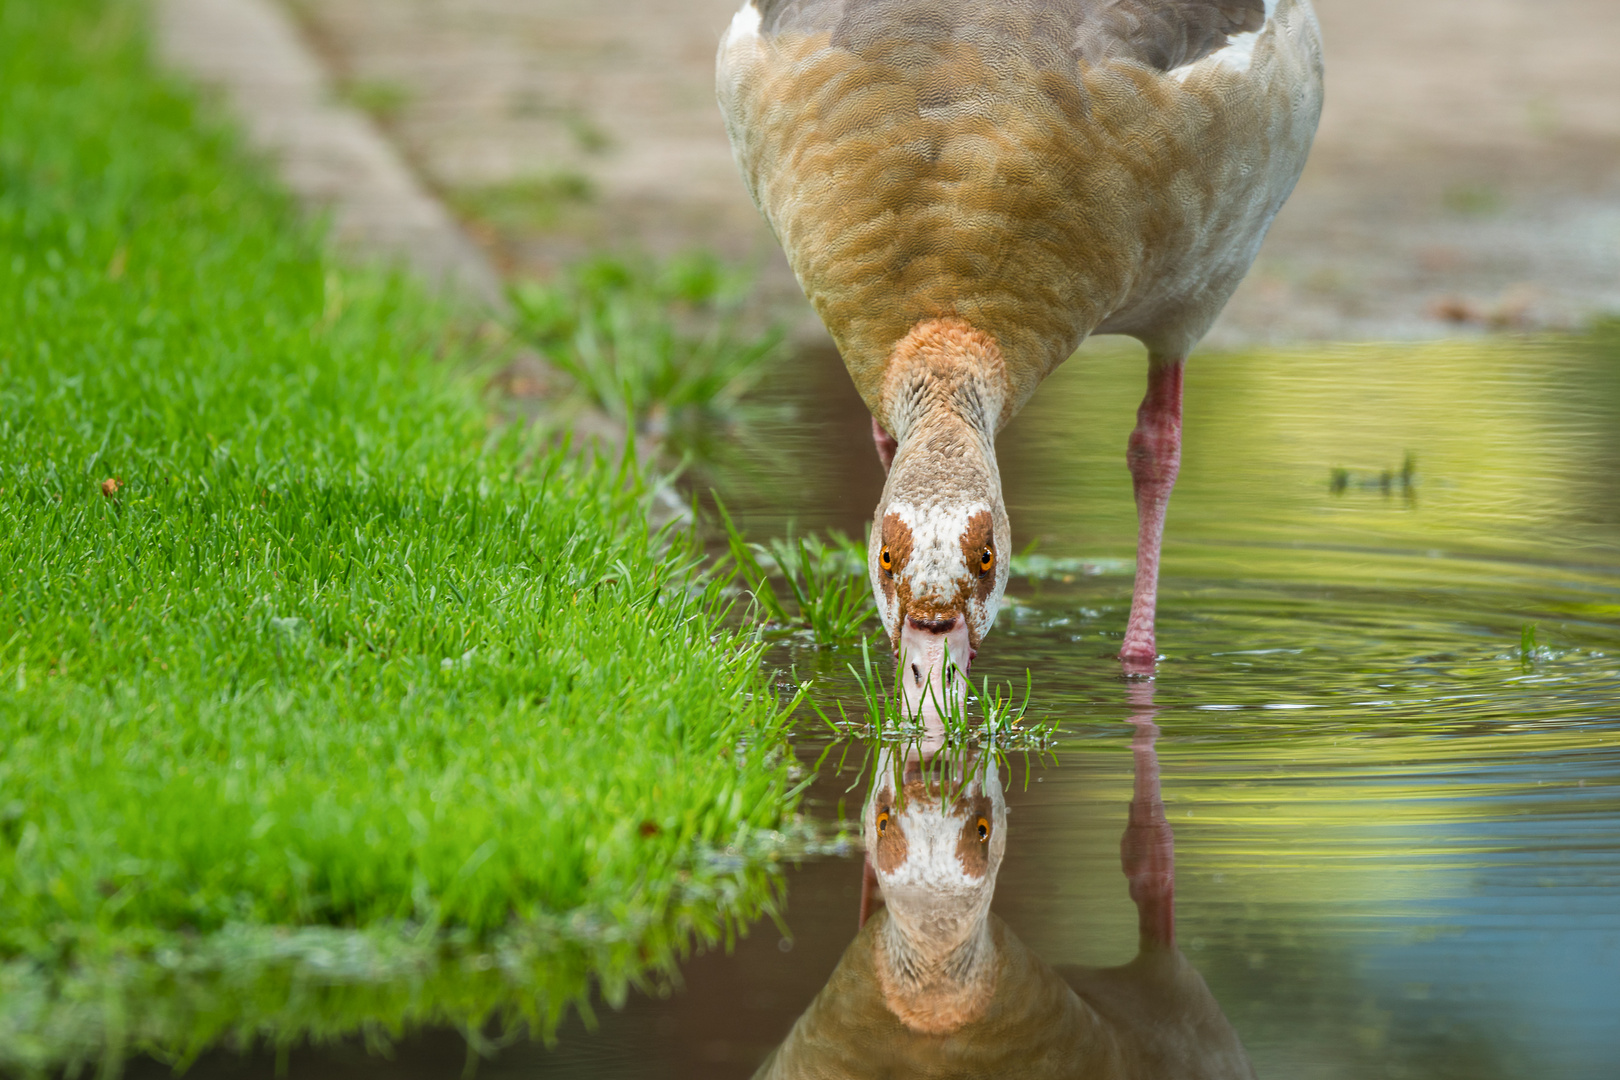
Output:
[
  {"xmin": 977, "ymin": 548, "xmax": 994, "ymax": 576},
  {"xmin": 879, "ymin": 546, "xmax": 893, "ymax": 574},
  {"xmin": 976, "ymin": 816, "xmax": 989, "ymax": 842},
  {"xmin": 877, "ymin": 809, "xmax": 891, "ymax": 835}
]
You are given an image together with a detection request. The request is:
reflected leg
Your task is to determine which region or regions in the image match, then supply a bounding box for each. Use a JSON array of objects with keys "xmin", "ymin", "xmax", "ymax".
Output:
[
  {"xmin": 1121, "ymin": 680, "xmax": 1175, "ymax": 951},
  {"xmin": 858, "ymin": 855, "xmax": 881, "ymax": 928},
  {"xmin": 1120, "ymin": 356, "xmax": 1185, "ymax": 671}
]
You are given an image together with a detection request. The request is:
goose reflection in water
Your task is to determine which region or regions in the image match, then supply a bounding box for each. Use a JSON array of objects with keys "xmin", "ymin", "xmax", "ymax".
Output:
[{"xmin": 754, "ymin": 685, "xmax": 1253, "ymax": 1079}]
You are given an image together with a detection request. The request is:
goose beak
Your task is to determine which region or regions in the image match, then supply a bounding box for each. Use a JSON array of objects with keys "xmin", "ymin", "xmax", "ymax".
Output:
[{"xmin": 898, "ymin": 614, "xmax": 973, "ymax": 724}]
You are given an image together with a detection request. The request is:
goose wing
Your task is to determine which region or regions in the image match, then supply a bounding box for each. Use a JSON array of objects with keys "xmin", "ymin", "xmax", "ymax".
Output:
[{"xmin": 749, "ymin": 0, "xmax": 1267, "ymax": 73}]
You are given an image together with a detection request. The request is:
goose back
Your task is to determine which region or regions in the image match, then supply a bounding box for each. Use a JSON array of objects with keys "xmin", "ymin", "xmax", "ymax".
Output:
[{"xmin": 717, "ymin": 0, "xmax": 1322, "ymax": 428}]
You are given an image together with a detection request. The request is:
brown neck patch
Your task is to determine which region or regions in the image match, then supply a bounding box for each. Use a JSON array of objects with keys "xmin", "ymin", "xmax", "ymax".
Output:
[{"xmin": 881, "ymin": 318, "xmax": 1010, "ymax": 437}]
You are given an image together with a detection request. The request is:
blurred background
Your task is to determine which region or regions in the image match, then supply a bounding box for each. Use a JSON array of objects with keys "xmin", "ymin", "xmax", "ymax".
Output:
[{"xmin": 283, "ymin": 0, "xmax": 1620, "ymax": 342}]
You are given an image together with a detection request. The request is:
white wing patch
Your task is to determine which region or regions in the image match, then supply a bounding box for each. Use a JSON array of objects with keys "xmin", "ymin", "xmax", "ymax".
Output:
[
  {"xmin": 1170, "ymin": 0, "xmax": 1279, "ymax": 83},
  {"xmin": 721, "ymin": 1, "xmax": 761, "ymax": 53}
]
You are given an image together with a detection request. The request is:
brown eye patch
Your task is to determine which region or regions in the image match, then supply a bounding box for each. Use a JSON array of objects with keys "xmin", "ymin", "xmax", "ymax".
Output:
[
  {"xmin": 958, "ymin": 509, "xmax": 995, "ymax": 595},
  {"xmin": 871, "ymin": 793, "xmax": 908, "ymax": 873},
  {"xmin": 878, "ymin": 513, "xmax": 914, "ymax": 607},
  {"xmin": 954, "ymin": 793, "xmax": 994, "ymax": 878}
]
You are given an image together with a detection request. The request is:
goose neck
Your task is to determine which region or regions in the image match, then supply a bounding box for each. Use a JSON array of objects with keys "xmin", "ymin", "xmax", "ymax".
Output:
[{"xmin": 875, "ymin": 908, "xmax": 999, "ymax": 1033}]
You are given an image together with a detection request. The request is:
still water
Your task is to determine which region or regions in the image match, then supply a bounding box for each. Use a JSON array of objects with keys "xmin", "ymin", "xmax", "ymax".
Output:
[{"xmin": 132, "ymin": 335, "xmax": 1620, "ymax": 1078}]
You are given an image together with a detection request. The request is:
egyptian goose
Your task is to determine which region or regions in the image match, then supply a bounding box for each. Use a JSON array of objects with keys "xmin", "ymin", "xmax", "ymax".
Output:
[
  {"xmin": 753, "ymin": 688, "xmax": 1253, "ymax": 1077},
  {"xmin": 718, "ymin": 0, "xmax": 1323, "ymax": 697}
]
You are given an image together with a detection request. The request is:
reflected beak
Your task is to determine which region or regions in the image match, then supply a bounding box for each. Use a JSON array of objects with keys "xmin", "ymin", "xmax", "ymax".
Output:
[{"xmin": 898, "ymin": 614, "xmax": 973, "ymax": 723}]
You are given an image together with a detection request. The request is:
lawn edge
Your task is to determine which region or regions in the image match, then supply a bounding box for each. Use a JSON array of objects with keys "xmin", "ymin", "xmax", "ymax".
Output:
[{"xmin": 154, "ymin": 0, "xmax": 506, "ymax": 312}]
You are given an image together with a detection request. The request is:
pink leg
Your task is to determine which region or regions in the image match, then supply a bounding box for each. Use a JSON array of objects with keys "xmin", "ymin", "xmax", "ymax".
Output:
[
  {"xmin": 872, "ymin": 417, "xmax": 898, "ymax": 474},
  {"xmin": 1121, "ymin": 680, "xmax": 1175, "ymax": 951},
  {"xmin": 1120, "ymin": 358, "xmax": 1185, "ymax": 671}
]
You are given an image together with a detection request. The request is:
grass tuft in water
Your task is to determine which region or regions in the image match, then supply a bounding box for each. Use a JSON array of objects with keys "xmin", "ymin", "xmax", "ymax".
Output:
[
  {"xmin": 1520, "ymin": 622, "xmax": 1547, "ymax": 669},
  {"xmin": 509, "ymin": 254, "xmax": 784, "ymax": 459},
  {"xmin": 811, "ymin": 640, "xmax": 1055, "ymax": 769},
  {"xmin": 715, "ymin": 498, "xmax": 874, "ymax": 644},
  {"xmin": 1329, "ymin": 452, "xmax": 1418, "ymax": 498}
]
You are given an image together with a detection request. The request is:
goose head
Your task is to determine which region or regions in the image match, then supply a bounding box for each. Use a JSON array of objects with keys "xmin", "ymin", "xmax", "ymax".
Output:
[{"xmin": 869, "ymin": 319, "xmax": 1011, "ymax": 721}]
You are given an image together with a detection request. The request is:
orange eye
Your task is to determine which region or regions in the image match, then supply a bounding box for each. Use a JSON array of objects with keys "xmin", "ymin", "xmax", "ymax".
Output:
[
  {"xmin": 976, "ymin": 816, "xmax": 989, "ymax": 842},
  {"xmin": 877, "ymin": 809, "xmax": 891, "ymax": 835},
  {"xmin": 978, "ymin": 548, "xmax": 995, "ymax": 576},
  {"xmin": 879, "ymin": 546, "xmax": 893, "ymax": 573}
]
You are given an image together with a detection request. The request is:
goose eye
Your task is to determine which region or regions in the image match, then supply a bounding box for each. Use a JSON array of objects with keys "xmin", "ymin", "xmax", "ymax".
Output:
[
  {"xmin": 978, "ymin": 548, "xmax": 995, "ymax": 576},
  {"xmin": 877, "ymin": 809, "xmax": 891, "ymax": 835},
  {"xmin": 879, "ymin": 546, "xmax": 893, "ymax": 573},
  {"xmin": 976, "ymin": 816, "xmax": 989, "ymax": 842}
]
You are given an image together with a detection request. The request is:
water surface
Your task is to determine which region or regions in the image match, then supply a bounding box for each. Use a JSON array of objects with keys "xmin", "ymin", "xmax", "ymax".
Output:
[{"xmin": 131, "ymin": 335, "xmax": 1620, "ymax": 1078}]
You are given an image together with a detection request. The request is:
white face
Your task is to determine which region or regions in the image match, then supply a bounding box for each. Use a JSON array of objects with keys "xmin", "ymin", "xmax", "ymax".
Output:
[{"xmin": 869, "ymin": 498, "xmax": 1009, "ymax": 650}]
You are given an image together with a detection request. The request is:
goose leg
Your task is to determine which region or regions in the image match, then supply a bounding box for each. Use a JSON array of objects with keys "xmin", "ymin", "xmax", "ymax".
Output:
[
  {"xmin": 1120, "ymin": 357, "xmax": 1184, "ymax": 670},
  {"xmin": 872, "ymin": 416, "xmax": 898, "ymax": 474}
]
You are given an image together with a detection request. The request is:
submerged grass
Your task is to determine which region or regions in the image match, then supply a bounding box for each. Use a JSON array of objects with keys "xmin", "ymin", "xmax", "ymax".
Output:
[{"xmin": 0, "ymin": 0, "xmax": 799, "ymax": 1070}]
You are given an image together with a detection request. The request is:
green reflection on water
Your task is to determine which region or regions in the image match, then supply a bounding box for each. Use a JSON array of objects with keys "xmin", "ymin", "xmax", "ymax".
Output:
[
  {"xmin": 740, "ymin": 329, "xmax": 1620, "ymax": 1080},
  {"xmin": 1004, "ymin": 335, "xmax": 1620, "ymax": 563},
  {"xmin": 0, "ymin": 856, "xmax": 788, "ymax": 1076},
  {"xmin": 731, "ymin": 332, "xmax": 1620, "ymax": 569}
]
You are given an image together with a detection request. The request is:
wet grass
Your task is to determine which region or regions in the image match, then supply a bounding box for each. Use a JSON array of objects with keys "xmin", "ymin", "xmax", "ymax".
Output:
[
  {"xmin": 715, "ymin": 500, "xmax": 873, "ymax": 645},
  {"xmin": 0, "ymin": 0, "xmax": 799, "ymax": 1071},
  {"xmin": 811, "ymin": 641, "xmax": 1052, "ymax": 754},
  {"xmin": 509, "ymin": 254, "xmax": 784, "ymax": 462}
]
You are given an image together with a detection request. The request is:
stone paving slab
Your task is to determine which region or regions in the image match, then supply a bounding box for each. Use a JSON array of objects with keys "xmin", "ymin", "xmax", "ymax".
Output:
[{"xmin": 157, "ymin": 0, "xmax": 506, "ymax": 310}]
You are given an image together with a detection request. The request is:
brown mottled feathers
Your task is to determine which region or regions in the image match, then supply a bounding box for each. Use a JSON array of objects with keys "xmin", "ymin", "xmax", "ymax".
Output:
[
  {"xmin": 757, "ymin": 0, "xmax": 1266, "ymax": 73},
  {"xmin": 752, "ymin": 909, "xmax": 1253, "ymax": 1079},
  {"xmin": 720, "ymin": 0, "xmax": 1323, "ymax": 429}
]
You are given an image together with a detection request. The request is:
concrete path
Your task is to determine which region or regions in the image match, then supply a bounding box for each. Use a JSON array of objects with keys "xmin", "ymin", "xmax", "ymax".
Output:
[{"xmin": 156, "ymin": 0, "xmax": 506, "ymax": 311}]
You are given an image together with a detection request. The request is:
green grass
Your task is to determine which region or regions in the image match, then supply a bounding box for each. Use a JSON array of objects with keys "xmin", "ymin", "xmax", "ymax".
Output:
[
  {"xmin": 509, "ymin": 254, "xmax": 784, "ymax": 461},
  {"xmin": 714, "ymin": 500, "xmax": 874, "ymax": 645},
  {"xmin": 0, "ymin": 0, "xmax": 799, "ymax": 1070},
  {"xmin": 809, "ymin": 641, "xmax": 1051, "ymax": 752},
  {"xmin": 451, "ymin": 172, "xmax": 597, "ymax": 232}
]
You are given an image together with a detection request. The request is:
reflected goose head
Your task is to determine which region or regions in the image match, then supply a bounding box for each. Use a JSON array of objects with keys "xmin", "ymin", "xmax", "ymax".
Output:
[{"xmin": 864, "ymin": 746, "xmax": 1007, "ymax": 959}]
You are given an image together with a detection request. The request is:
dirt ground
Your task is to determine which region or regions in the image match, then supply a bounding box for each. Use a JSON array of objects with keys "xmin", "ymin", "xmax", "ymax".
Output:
[{"xmin": 286, "ymin": 0, "xmax": 1620, "ymax": 345}]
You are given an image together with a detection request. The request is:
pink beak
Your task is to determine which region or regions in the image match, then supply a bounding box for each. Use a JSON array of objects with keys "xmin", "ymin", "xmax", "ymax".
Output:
[{"xmin": 897, "ymin": 614, "xmax": 973, "ymax": 725}]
